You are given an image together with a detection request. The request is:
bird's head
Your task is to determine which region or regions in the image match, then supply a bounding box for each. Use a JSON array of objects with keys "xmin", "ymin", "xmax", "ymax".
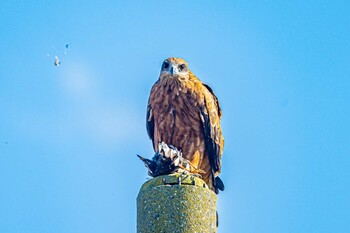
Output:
[{"xmin": 159, "ymin": 58, "xmax": 189, "ymax": 83}]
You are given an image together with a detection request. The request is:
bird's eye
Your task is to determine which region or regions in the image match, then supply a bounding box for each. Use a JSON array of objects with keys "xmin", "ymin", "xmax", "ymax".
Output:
[
  {"xmin": 178, "ymin": 64, "xmax": 187, "ymax": 72},
  {"xmin": 162, "ymin": 61, "xmax": 169, "ymax": 70}
]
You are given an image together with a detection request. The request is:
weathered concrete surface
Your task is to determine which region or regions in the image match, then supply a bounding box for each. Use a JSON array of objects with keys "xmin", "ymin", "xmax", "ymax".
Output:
[{"xmin": 137, "ymin": 173, "xmax": 217, "ymax": 233}]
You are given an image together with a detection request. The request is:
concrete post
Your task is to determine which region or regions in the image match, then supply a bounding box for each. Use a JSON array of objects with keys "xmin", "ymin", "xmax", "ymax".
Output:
[{"xmin": 137, "ymin": 173, "xmax": 217, "ymax": 233}]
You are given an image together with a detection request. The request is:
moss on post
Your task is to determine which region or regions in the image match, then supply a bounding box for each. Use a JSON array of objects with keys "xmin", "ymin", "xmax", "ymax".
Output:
[{"xmin": 137, "ymin": 173, "xmax": 217, "ymax": 233}]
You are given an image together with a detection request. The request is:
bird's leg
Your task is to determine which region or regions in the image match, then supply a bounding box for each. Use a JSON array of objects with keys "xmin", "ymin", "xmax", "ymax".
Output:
[
  {"xmin": 186, "ymin": 160, "xmax": 205, "ymax": 174},
  {"xmin": 177, "ymin": 160, "xmax": 204, "ymax": 175},
  {"xmin": 187, "ymin": 151, "xmax": 205, "ymax": 174},
  {"xmin": 178, "ymin": 164, "xmax": 190, "ymax": 173},
  {"xmin": 190, "ymin": 151, "xmax": 201, "ymax": 168}
]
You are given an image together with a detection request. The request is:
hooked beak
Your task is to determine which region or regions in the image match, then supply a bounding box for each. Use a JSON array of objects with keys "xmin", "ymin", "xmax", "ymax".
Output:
[{"xmin": 169, "ymin": 66, "xmax": 174, "ymax": 76}]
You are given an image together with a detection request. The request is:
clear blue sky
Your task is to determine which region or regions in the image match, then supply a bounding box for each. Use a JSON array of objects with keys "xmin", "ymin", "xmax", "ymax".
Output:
[{"xmin": 0, "ymin": 1, "xmax": 349, "ymax": 232}]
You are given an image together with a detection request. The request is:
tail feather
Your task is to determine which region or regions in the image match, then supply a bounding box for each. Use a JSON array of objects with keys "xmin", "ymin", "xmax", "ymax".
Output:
[
  {"xmin": 137, "ymin": 154, "xmax": 157, "ymax": 176},
  {"xmin": 214, "ymin": 176, "xmax": 225, "ymax": 192},
  {"xmin": 211, "ymin": 169, "xmax": 225, "ymax": 194}
]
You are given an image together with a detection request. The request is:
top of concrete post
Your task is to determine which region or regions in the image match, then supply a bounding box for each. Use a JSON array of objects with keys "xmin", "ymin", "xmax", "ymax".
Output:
[{"xmin": 137, "ymin": 173, "xmax": 217, "ymax": 233}]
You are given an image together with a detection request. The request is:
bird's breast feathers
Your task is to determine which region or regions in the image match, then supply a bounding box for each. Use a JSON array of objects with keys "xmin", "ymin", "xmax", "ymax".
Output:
[{"xmin": 149, "ymin": 79, "xmax": 206, "ymax": 157}]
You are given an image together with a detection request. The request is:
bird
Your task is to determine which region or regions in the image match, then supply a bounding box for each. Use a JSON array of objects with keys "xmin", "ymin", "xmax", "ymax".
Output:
[
  {"xmin": 64, "ymin": 44, "xmax": 69, "ymax": 54},
  {"xmin": 146, "ymin": 57, "xmax": 225, "ymax": 194},
  {"xmin": 138, "ymin": 141, "xmax": 204, "ymax": 177},
  {"xmin": 54, "ymin": 56, "xmax": 61, "ymax": 66}
]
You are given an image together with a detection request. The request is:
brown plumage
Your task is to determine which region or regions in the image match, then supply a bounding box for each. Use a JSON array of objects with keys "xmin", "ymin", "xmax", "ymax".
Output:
[{"xmin": 146, "ymin": 58, "xmax": 225, "ymax": 193}]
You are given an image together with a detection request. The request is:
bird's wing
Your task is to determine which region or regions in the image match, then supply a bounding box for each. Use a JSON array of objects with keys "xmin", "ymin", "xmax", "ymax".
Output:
[
  {"xmin": 146, "ymin": 86, "xmax": 156, "ymax": 150},
  {"xmin": 146, "ymin": 100, "xmax": 155, "ymax": 150},
  {"xmin": 200, "ymin": 83, "xmax": 224, "ymax": 173}
]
